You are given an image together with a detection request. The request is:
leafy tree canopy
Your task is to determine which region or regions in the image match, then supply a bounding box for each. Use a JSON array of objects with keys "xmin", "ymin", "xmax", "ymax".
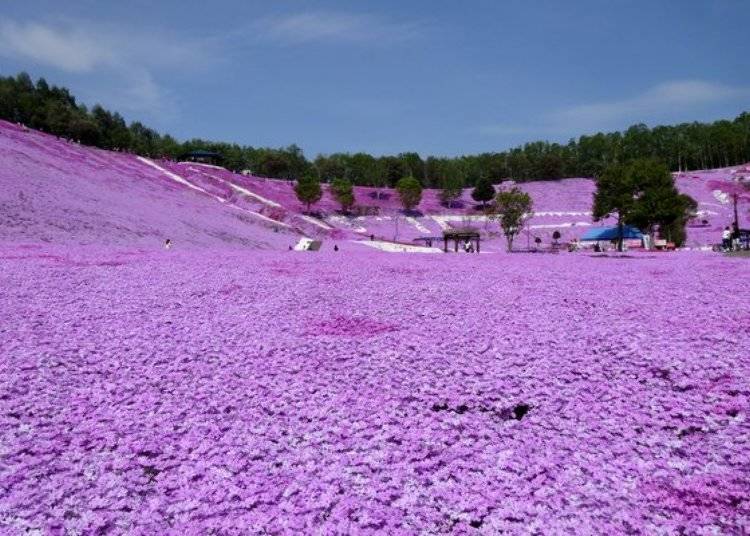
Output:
[
  {"xmin": 471, "ymin": 176, "xmax": 495, "ymax": 207},
  {"xmin": 494, "ymin": 187, "xmax": 533, "ymax": 251},
  {"xmin": 330, "ymin": 177, "xmax": 355, "ymax": 212},
  {"xmin": 294, "ymin": 174, "xmax": 323, "ymax": 212},
  {"xmin": 396, "ymin": 176, "xmax": 423, "ymax": 211},
  {"xmin": 593, "ymin": 159, "xmax": 696, "ymax": 248},
  {"xmin": 439, "ymin": 171, "xmax": 463, "ymax": 208},
  {"xmin": 3, "ymin": 72, "xmax": 750, "ymax": 188}
]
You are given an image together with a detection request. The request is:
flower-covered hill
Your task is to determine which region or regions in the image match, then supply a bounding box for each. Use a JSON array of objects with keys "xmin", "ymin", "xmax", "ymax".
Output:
[
  {"xmin": 1, "ymin": 245, "xmax": 748, "ymax": 533},
  {"xmin": 167, "ymin": 163, "xmax": 749, "ymax": 248},
  {"xmin": 1, "ymin": 119, "xmax": 747, "ymax": 249},
  {"xmin": 0, "ymin": 120, "xmax": 303, "ymax": 248}
]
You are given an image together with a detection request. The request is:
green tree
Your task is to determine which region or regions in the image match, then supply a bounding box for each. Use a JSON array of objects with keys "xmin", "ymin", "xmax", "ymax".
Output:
[
  {"xmin": 330, "ymin": 177, "xmax": 355, "ymax": 213},
  {"xmin": 366, "ymin": 159, "xmax": 388, "ymax": 199},
  {"xmin": 536, "ymin": 152, "xmax": 564, "ymax": 179},
  {"xmin": 314, "ymin": 154, "xmax": 346, "ymax": 183},
  {"xmin": 129, "ymin": 121, "xmax": 161, "ymax": 157},
  {"xmin": 380, "ymin": 156, "xmax": 407, "ymax": 187},
  {"xmin": 439, "ymin": 172, "xmax": 463, "ymax": 208},
  {"xmin": 656, "ymin": 200, "xmax": 697, "ymax": 246},
  {"xmin": 594, "ymin": 159, "xmax": 696, "ymax": 250},
  {"xmin": 254, "ymin": 150, "xmax": 290, "ymax": 179},
  {"xmin": 629, "ymin": 187, "xmax": 697, "ymax": 246},
  {"xmin": 592, "ymin": 163, "xmax": 640, "ymax": 252},
  {"xmin": 494, "ymin": 187, "xmax": 533, "ymax": 251},
  {"xmin": 395, "ymin": 176, "xmax": 423, "ymax": 211},
  {"xmin": 471, "ymin": 176, "xmax": 495, "ymax": 208},
  {"xmin": 4, "ymin": 71, "xmax": 750, "ymax": 189},
  {"xmin": 399, "ymin": 152, "xmax": 425, "ymax": 184},
  {"xmin": 424, "ymin": 156, "xmax": 442, "ymax": 188},
  {"xmin": 294, "ymin": 174, "xmax": 323, "ymax": 212},
  {"xmin": 347, "ymin": 153, "xmax": 377, "ymax": 185}
]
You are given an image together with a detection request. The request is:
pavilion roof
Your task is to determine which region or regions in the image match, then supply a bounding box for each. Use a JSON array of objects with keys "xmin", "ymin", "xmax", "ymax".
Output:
[{"xmin": 443, "ymin": 228, "xmax": 481, "ymax": 238}]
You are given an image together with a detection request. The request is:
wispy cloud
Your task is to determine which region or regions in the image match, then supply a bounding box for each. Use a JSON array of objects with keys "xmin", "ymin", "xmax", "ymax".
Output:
[
  {"xmin": 480, "ymin": 80, "xmax": 750, "ymax": 140},
  {"xmin": 552, "ymin": 80, "xmax": 750, "ymax": 127},
  {"xmin": 0, "ymin": 18, "xmax": 212, "ymax": 116},
  {"xmin": 0, "ymin": 20, "xmax": 113, "ymax": 72},
  {"xmin": 256, "ymin": 12, "xmax": 425, "ymax": 45}
]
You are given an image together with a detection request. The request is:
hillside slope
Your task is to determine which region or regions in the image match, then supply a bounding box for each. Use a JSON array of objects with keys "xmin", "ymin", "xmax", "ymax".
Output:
[
  {"xmin": 0, "ymin": 121, "xmax": 304, "ymax": 248},
  {"xmin": 1, "ymin": 119, "xmax": 747, "ymax": 249}
]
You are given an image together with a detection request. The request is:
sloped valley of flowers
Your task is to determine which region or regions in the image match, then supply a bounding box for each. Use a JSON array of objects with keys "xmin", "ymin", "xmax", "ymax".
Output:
[{"xmin": 1, "ymin": 246, "xmax": 748, "ymax": 534}]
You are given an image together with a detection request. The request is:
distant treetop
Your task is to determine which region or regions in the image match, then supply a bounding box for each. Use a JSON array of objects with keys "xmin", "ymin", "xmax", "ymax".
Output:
[{"xmin": 2, "ymin": 71, "xmax": 749, "ymax": 189}]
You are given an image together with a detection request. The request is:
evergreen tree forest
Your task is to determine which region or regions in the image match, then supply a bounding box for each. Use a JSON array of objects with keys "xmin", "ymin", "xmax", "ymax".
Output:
[{"xmin": 3, "ymin": 72, "xmax": 750, "ymax": 189}]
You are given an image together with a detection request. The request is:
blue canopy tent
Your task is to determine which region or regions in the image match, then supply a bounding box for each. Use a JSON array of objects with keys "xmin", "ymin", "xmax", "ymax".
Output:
[{"xmin": 581, "ymin": 225, "xmax": 643, "ymax": 241}]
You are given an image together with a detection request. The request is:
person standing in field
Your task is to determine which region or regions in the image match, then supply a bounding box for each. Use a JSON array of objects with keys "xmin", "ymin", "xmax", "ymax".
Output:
[{"xmin": 722, "ymin": 227, "xmax": 732, "ymax": 251}]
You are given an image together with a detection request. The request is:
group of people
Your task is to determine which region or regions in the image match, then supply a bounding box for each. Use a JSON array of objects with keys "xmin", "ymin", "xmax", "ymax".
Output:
[
  {"xmin": 163, "ymin": 225, "xmax": 745, "ymax": 254},
  {"xmin": 721, "ymin": 224, "xmax": 744, "ymax": 251}
]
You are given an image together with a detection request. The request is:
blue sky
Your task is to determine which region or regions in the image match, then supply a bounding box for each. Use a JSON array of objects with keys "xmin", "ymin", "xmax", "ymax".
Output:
[{"xmin": 1, "ymin": 1, "xmax": 749, "ymax": 157}]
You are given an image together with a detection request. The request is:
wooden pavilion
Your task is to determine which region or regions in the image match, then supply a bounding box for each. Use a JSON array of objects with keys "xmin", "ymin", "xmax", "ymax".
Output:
[{"xmin": 442, "ymin": 229, "xmax": 481, "ymax": 253}]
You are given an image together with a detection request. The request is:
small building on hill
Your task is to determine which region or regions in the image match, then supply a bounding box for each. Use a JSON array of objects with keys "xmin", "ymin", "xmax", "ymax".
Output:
[{"xmin": 183, "ymin": 150, "xmax": 222, "ymax": 165}]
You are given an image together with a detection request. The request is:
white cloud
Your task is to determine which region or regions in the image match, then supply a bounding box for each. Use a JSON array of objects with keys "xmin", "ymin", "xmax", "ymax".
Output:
[
  {"xmin": 480, "ymin": 80, "xmax": 750, "ymax": 140},
  {"xmin": 256, "ymin": 12, "xmax": 424, "ymax": 45},
  {"xmin": 0, "ymin": 18, "xmax": 208, "ymax": 72},
  {"xmin": 0, "ymin": 20, "xmax": 113, "ymax": 72},
  {"xmin": 551, "ymin": 80, "xmax": 750, "ymax": 128},
  {"xmin": 0, "ymin": 18, "xmax": 211, "ymax": 116},
  {"xmin": 106, "ymin": 68, "xmax": 175, "ymax": 118}
]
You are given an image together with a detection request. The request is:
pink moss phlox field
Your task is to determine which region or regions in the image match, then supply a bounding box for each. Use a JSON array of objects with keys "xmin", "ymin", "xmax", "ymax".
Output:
[
  {"xmin": 2, "ymin": 119, "xmax": 750, "ymax": 533},
  {"xmin": 1, "ymin": 247, "xmax": 749, "ymax": 533},
  {"xmin": 2, "ymin": 120, "xmax": 748, "ymax": 251}
]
